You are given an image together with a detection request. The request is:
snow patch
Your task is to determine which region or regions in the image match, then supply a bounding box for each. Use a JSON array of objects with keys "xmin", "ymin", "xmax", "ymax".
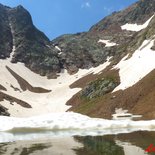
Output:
[
  {"xmin": 98, "ymin": 39, "xmax": 118, "ymax": 47},
  {"xmin": 8, "ymin": 22, "xmax": 15, "ymax": 61},
  {"xmin": 121, "ymin": 14, "xmax": 154, "ymax": 32},
  {"xmin": 113, "ymin": 39, "xmax": 155, "ymax": 91},
  {"xmin": 112, "ymin": 108, "xmax": 141, "ymax": 120},
  {"xmin": 55, "ymin": 46, "xmax": 61, "ymax": 51},
  {"xmin": 116, "ymin": 140, "xmax": 146, "ymax": 155},
  {"xmin": 58, "ymin": 52, "xmax": 62, "ymax": 55},
  {"xmin": 0, "ymin": 112, "xmax": 155, "ymax": 142}
]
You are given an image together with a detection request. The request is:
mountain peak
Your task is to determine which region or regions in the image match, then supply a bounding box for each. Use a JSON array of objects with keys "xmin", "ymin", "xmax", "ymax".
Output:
[
  {"xmin": 0, "ymin": 3, "xmax": 11, "ymax": 9},
  {"xmin": 16, "ymin": 5, "xmax": 24, "ymax": 8},
  {"xmin": 13, "ymin": 5, "xmax": 28, "ymax": 11},
  {"xmin": 0, "ymin": 3, "xmax": 25, "ymax": 8}
]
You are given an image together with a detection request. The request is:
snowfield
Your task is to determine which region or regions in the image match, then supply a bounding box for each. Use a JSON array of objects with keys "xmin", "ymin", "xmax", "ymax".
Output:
[
  {"xmin": 0, "ymin": 112, "xmax": 155, "ymax": 142},
  {"xmin": 113, "ymin": 39, "xmax": 155, "ymax": 92},
  {"xmin": 0, "ymin": 50, "xmax": 111, "ymax": 117},
  {"xmin": 121, "ymin": 14, "xmax": 154, "ymax": 32}
]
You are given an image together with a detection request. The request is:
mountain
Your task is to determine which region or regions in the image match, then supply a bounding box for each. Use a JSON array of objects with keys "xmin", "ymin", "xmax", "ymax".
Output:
[
  {"xmin": 0, "ymin": 4, "xmax": 61, "ymax": 78},
  {"xmin": 0, "ymin": 0, "xmax": 155, "ymax": 120}
]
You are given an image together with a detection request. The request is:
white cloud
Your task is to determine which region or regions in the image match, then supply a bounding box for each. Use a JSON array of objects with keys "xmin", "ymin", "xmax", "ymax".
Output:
[{"xmin": 81, "ymin": 2, "xmax": 91, "ymax": 8}]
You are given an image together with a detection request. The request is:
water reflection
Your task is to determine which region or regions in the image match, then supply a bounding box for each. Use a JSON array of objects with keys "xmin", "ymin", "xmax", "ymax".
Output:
[
  {"xmin": 74, "ymin": 136, "xmax": 124, "ymax": 155},
  {"xmin": 74, "ymin": 131, "xmax": 155, "ymax": 155},
  {"xmin": 0, "ymin": 142, "xmax": 52, "ymax": 155},
  {"xmin": 116, "ymin": 140, "xmax": 146, "ymax": 155},
  {"xmin": 1, "ymin": 131, "xmax": 155, "ymax": 155},
  {"xmin": 0, "ymin": 137, "xmax": 82, "ymax": 155}
]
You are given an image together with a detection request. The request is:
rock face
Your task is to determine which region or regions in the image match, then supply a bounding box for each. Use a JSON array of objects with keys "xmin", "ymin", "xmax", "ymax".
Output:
[
  {"xmin": 9, "ymin": 6, "xmax": 61, "ymax": 78},
  {"xmin": 1, "ymin": 0, "xmax": 154, "ymax": 77},
  {"xmin": 52, "ymin": 33, "xmax": 111, "ymax": 74},
  {"xmin": 0, "ymin": 4, "xmax": 12, "ymax": 59},
  {"xmin": 0, "ymin": 5, "xmax": 61, "ymax": 78},
  {"xmin": 0, "ymin": 105, "xmax": 10, "ymax": 116}
]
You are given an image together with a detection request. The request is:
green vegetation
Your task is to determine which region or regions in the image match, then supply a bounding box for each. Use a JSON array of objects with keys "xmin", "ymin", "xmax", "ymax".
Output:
[
  {"xmin": 74, "ymin": 136, "xmax": 124, "ymax": 155},
  {"xmin": 81, "ymin": 77, "xmax": 119, "ymax": 100}
]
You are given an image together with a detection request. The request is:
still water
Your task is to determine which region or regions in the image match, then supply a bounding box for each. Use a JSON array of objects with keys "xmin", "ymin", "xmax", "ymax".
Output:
[{"xmin": 0, "ymin": 131, "xmax": 155, "ymax": 155}]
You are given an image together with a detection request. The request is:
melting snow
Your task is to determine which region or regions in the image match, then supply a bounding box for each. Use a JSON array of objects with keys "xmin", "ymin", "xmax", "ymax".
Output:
[
  {"xmin": 116, "ymin": 140, "xmax": 147, "ymax": 155},
  {"xmin": 112, "ymin": 108, "xmax": 141, "ymax": 120},
  {"xmin": 113, "ymin": 39, "xmax": 155, "ymax": 92},
  {"xmin": 8, "ymin": 22, "xmax": 15, "ymax": 61},
  {"xmin": 98, "ymin": 39, "xmax": 118, "ymax": 47},
  {"xmin": 121, "ymin": 14, "xmax": 154, "ymax": 32},
  {"xmin": 0, "ymin": 112, "xmax": 155, "ymax": 142},
  {"xmin": 55, "ymin": 46, "xmax": 61, "ymax": 51}
]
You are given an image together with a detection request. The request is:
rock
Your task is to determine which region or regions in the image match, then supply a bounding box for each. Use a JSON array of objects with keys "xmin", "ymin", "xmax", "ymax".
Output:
[
  {"xmin": 0, "ymin": 104, "xmax": 10, "ymax": 116},
  {"xmin": 0, "ymin": 4, "xmax": 61, "ymax": 77}
]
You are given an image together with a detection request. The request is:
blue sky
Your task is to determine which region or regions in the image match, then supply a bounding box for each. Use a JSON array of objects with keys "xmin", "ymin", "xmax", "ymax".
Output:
[{"xmin": 0, "ymin": 0, "xmax": 138, "ymax": 40}]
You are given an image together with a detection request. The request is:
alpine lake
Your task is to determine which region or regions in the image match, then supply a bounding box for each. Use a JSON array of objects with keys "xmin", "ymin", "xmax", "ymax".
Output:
[{"xmin": 0, "ymin": 131, "xmax": 155, "ymax": 155}]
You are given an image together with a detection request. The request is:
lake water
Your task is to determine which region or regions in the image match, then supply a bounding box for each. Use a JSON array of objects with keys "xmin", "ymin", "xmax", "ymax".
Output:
[{"xmin": 0, "ymin": 131, "xmax": 155, "ymax": 155}]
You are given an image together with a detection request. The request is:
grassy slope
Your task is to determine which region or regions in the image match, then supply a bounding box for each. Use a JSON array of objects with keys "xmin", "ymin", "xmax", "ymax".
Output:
[{"xmin": 67, "ymin": 68, "xmax": 155, "ymax": 120}]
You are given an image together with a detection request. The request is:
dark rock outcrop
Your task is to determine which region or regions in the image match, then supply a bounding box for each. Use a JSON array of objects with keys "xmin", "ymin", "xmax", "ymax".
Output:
[
  {"xmin": 0, "ymin": 4, "xmax": 12, "ymax": 59},
  {"xmin": 8, "ymin": 5, "xmax": 61, "ymax": 78},
  {"xmin": 0, "ymin": 5, "xmax": 61, "ymax": 78},
  {"xmin": 52, "ymin": 33, "xmax": 114, "ymax": 74},
  {"xmin": 0, "ymin": 104, "xmax": 10, "ymax": 116}
]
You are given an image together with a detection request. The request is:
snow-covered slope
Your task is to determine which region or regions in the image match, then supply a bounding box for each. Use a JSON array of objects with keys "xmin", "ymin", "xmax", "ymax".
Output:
[
  {"xmin": 121, "ymin": 14, "xmax": 154, "ymax": 32},
  {"xmin": 114, "ymin": 38, "xmax": 155, "ymax": 91},
  {"xmin": 0, "ymin": 55, "xmax": 111, "ymax": 117}
]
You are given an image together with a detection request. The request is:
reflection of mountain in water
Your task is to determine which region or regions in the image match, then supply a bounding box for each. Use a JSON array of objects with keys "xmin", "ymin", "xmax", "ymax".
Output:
[
  {"xmin": 74, "ymin": 131, "xmax": 155, "ymax": 155},
  {"xmin": 74, "ymin": 136, "xmax": 124, "ymax": 155},
  {"xmin": 1, "ymin": 131, "xmax": 155, "ymax": 155},
  {"xmin": 0, "ymin": 137, "xmax": 83, "ymax": 155},
  {"xmin": 115, "ymin": 131, "xmax": 155, "ymax": 154},
  {"xmin": 0, "ymin": 143, "xmax": 51, "ymax": 155}
]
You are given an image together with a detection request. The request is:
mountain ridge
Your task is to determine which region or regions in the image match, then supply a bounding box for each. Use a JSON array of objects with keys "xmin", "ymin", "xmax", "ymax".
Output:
[{"xmin": 0, "ymin": 0, "xmax": 155, "ymax": 119}]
